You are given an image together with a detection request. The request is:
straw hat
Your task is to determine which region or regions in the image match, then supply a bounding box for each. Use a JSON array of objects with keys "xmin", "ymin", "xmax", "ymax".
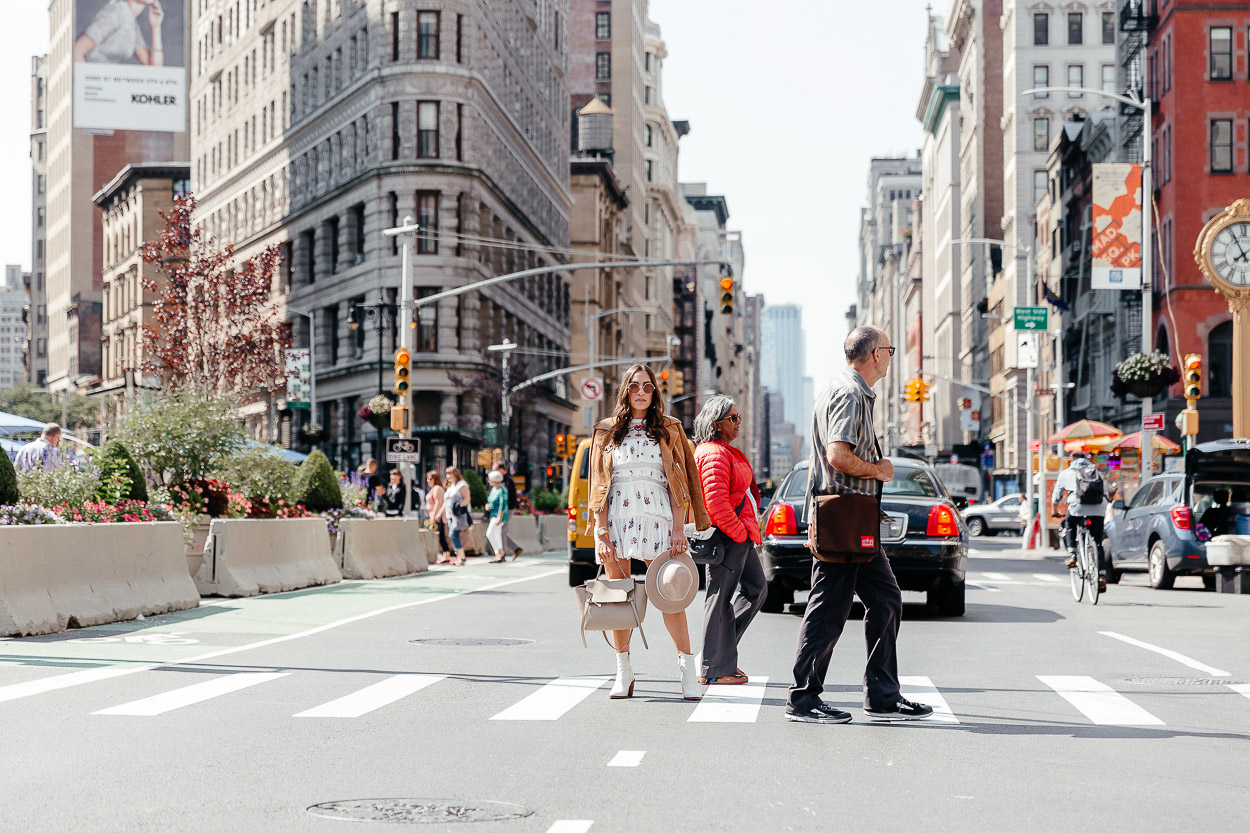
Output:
[{"xmin": 645, "ymin": 549, "xmax": 700, "ymax": 613}]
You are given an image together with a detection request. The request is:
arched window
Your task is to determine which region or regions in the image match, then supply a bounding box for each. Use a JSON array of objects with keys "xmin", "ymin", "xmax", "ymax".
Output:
[
  {"xmin": 1155, "ymin": 325, "xmax": 1169, "ymax": 362},
  {"xmin": 1209, "ymin": 320, "xmax": 1233, "ymax": 397}
]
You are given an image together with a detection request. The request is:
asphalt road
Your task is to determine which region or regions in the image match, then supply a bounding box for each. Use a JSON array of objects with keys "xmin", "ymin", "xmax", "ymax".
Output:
[{"xmin": 1, "ymin": 538, "xmax": 1247, "ymax": 833}]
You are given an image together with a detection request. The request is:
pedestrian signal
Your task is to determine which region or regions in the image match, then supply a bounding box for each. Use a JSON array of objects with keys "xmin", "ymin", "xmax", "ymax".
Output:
[
  {"xmin": 671, "ymin": 370, "xmax": 685, "ymax": 396},
  {"xmin": 1183, "ymin": 353, "xmax": 1203, "ymax": 403},
  {"xmin": 393, "ymin": 347, "xmax": 411, "ymax": 395},
  {"xmin": 555, "ymin": 434, "xmax": 567, "ymax": 458},
  {"xmin": 659, "ymin": 369, "xmax": 671, "ymax": 396},
  {"xmin": 719, "ymin": 276, "xmax": 735, "ymax": 315}
]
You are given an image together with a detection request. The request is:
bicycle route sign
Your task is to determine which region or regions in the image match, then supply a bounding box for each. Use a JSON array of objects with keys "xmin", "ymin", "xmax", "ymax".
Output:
[{"xmin": 385, "ymin": 437, "xmax": 422, "ymax": 464}]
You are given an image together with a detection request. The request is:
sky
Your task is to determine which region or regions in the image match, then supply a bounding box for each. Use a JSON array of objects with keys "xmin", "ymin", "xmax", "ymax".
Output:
[{"xmin": 0, "ymin": 0, "xmax": 930, "ymax": 383}]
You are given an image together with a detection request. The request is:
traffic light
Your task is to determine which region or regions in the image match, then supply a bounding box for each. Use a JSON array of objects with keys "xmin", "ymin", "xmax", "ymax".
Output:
[
  {"xmin": 671, "ymin": 370, "xmax": 685, "ymax": 396},
  {"xmin": 905, "ymin": 378, "xmax": 920, "ymax": 402},
  {"xmin": 719, "ymin": 274, "xmax": 735, "ymax": 315},
  {"xmin": 659, "ymin": 369, "xmax": 671, "ymax": 396},
  {"xmin": 390, "ymin": 405, "xmax": 409, "ymax": 431},
  {"xmin": 393, "ymin": 347, "xmax": 411, "ymax": 395},
  {"xmin": 917, "ymin": 378, "xmax": 931, "ymax": 402},
  {"xmin": 555, "ymin": 433, "xmax": 567, "ymax": 458},
  {"xmin": 566, "ymin": 435, "xmax": 578, "ymax": 457},
  {"xmin": 1183, "ymin": 353, "xmax": 1203, "ymax": 403}
]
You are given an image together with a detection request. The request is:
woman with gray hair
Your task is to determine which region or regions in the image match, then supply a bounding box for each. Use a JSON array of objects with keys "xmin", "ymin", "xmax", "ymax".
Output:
[{"xmin": 693, "ymin": 395, "xmax": 766, "ymax": 686}]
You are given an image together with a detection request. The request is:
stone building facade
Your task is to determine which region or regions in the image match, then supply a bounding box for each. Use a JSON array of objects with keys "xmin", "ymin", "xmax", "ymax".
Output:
[
  {"xmin": 28, "ymin": 55, "xmax": 49, "ymax": 387},
  {"xmin": 189, "ymin": 0, "xmax": 576, "ymax": 483}
]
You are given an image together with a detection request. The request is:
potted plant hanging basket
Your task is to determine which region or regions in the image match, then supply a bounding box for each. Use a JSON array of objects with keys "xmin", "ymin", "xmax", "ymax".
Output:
[{"xmin": 1111, "ymin": 351, "xmax": 1180, "ymax": 401}]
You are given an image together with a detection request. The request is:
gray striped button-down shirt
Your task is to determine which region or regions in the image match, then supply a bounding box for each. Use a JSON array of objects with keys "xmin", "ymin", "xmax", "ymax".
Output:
[{"xmin": 807, "ymin": 368, "xmax": 881, "ymax": 498}]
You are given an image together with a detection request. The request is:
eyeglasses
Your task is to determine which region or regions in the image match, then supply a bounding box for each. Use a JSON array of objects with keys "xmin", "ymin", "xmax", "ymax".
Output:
[
  {"xmin": 876, "ymin": 346, "xmax": 896, "ymax": 357},
  {"xmin": 627, "ymin": 382, "xmax": 655, "ymax": 394},
  {"xmin": 722, "ymin": 414, "xmax": 741, "ymax": 424}
]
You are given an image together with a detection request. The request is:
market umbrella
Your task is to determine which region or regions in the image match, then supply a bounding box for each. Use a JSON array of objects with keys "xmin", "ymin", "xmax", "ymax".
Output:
[
  {"xmin": 1063, "ymin": 435, "xmax": 1119, "ymax": 453},
  {"xmin": 1047, "ymin": 419, "xmax": 1123, "ymax": 445},
  {"xmin": 0, "ymin": 410, "xmax": 50, "ymax": 437},
  {"xmin": 1110, "ymin": 432, "xmax": 1181, "ymax": 454},
  {"xmin": 245, "ymin": 438, "xmax": 309, "ymax": 463}
]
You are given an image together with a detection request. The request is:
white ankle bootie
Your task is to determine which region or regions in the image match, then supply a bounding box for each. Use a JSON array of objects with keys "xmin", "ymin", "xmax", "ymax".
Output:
[
  {"xmin": 610, "ymin": 652, "xmax": 635, "ymax": 699},
  {"xmin": 679, "ymin": 653, "xmax": 702, "ymax": 700}
]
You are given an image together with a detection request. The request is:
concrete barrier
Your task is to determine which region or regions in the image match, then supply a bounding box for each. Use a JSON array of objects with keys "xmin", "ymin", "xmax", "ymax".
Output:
[
  {"xmin": 416, "ymin": 527, "xmax": 443, "ymax": 565},
  {"xmin": 335, "ymin": 518, "xmax": 430, "ymax": 579},
  {"xmin": 506, "ymin": 516, "xmax": 545, "ymax": 554},
  {"xmin": 462, "ymin": 519, "xmax": 486, "ymax": 556},
  {"xmin": 539, "ymin": 515, "xmax": 568, "ymax": 550},
  {"xmin": 196, "ymin": 518, "xmax": 341, "ymax": 597},
  {"xmin": 0, "ymin": 522, "xmax": 199, "ymax": 637}
]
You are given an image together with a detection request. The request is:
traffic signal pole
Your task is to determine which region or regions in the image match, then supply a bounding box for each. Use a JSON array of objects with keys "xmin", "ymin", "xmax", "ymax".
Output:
[{"xmin": 392, "ymin": 216, "xmax": 417, "ymax": 515}]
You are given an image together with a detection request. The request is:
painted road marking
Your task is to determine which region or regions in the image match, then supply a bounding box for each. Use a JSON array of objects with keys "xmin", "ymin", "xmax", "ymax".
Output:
[
  {"xmin": 899, "ymin": 676, "xmax": 959, "ymax": 723},
  {"xmin": 981, "ymin": 572, "xmax": 1011, "ymax": 581},
  {"xmin": 689, "ymin": 676, "xmax": 769, "ymax": 723},
  {"xmin": 1229, "ymin": 684, "xmax": 1250, "ymax": 701},
  {"xmin": 1037, "ymin": 676, "xmax": 1164, "ymax": 726},
  {"xmin": 1033, "ymin": 574, "xmax": 1062, "ymax": 582},
  {"xmin": 607, "ymin": 750, "xmax": 645, "ymax": 767},
  {"xmin": 294, "ymin": 674, "xmax": 446, "ymax": 718},
  {"xmin": 94, "ymin": 672, "xmax": 289, "ymax": 716},
  {"xmin": 966, "ymin": 581, "xmax": 1000, "ymax": 592},
  {"xmin": 1099, "ymin": 631, "xmax": 1231, "ymax": 677},
  {"xmin": 490, "ymin": 676, "xmax": 609, "ymax": 721},
  {"xmin": 0, "ymin": 569, "xmax": 563, "ymax": 706},
  {"xmin": 546, "ymin": 822, "xmax": 594, "ymax": 833}
]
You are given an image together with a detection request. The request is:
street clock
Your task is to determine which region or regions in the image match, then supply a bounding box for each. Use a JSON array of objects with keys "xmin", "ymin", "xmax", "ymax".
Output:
[{"xmin": 1194, "ymin": 198, "xmax": 1250, "ymax": 437}]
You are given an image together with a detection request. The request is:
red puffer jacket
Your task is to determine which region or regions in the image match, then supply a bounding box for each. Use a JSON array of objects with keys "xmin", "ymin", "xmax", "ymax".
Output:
[{"xmin": 694, "ymin": 440, "xmax": 761, "ymax": 545}]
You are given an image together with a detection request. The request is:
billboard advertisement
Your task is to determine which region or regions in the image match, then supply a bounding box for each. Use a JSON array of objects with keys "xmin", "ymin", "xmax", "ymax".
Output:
[
  {"xmin": 73, "ymin": 0, "xmax": 186, "ymax": 132},
  {"xmin": 285, "ymin": 348, "xmax": 311, "ymax": 409},
  {"xmin": 1091, "ymin": 163, "xmax": 1143, "ymax": 290}
]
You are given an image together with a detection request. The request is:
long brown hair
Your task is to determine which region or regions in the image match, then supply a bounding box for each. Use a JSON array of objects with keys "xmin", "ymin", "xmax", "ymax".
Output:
[{"xmin": 610, "ymin": 364, "xmax": 666, "ymax": 446}]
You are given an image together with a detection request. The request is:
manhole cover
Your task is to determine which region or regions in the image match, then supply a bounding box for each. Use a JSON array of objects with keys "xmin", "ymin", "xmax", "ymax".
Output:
[
  {"xmin": 307, "ymin": 799, "xmax": 532, "ymax": 824},
  {"xmin": 409, "ymin": 638, "xmax": 534, "ymax": 647},
  {"xmin": 1123, "ymin": 677, "xmax": 1242, "ymax": 686}
]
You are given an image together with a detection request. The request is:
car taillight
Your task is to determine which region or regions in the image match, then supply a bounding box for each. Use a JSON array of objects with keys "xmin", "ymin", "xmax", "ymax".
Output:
[
  {"xmin": 1170, "ymin": 506, "xmax": 1192, "ymax": 531},
  {"xmin": 926, "ymin": 504, "xmax": 958, "ymax": 537},
  {"xmin": 765, "ymin": 503, "xmax": 798, "ymax": 537},
  {"xmin": 568, "ymin": 506, "xmax": 578, "ymax": 533}
]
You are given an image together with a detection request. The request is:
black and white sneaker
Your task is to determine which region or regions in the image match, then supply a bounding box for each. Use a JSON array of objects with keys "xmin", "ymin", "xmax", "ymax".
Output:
[
  {"xmin": 785, "ymin": 703, "xmax": 853, "ymax": 724},
  {"xmin": 865, "ymin": 697, "xmax": 935, "ymax": 721}
]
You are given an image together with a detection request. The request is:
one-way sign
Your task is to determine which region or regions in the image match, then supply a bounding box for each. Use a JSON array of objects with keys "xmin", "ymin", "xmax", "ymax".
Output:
[{"xmin": 385, "ymin": 436, "xmax": 422, "ymax": 463}]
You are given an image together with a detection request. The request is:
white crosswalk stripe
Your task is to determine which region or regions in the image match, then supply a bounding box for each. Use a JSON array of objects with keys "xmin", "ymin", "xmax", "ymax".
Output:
[
  {"xmin": 1034, "ymin": 574, "xmax": 1062, "ymax": 582},
  {"xmin": 1229, "ymin": 684, "xmax": 1250, "ymax": 701},
  {"xmin": 490, "ymin": 676, "xmax": 609, "ymax": 721},
  {"xmin": 688, "ymin": 676, "xmax": 769, "ymax": 723},
  {"xmin": 981, "ymin": 572, "xmax": 1011, "ymax": 581},
  {"xmin": 899, "ymin": 676, "xmax": 959, "ymax": 723},
  {"xmin": 94, "ymin": 672, "xmax": 289, "ymax": 716},
  {"xmin": 607, "ymin": 750, "xmax": 645, "ymax": 767},
  {"xmin": 294, "ymin": 674, "xmax": 445, "ymax": 718},
  {"xmin": 546, "ymin": 822, "xmax": 594, "ymax": 833},
  {"xmin": 1037, "ymin": 675, "xmax": 1164, "ymax": 726}
]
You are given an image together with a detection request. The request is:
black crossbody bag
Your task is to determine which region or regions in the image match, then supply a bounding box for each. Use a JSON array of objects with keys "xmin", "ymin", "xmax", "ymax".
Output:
[{"xmin": 688, "ymin": 493, "xmax": 749, "ymax": 566}]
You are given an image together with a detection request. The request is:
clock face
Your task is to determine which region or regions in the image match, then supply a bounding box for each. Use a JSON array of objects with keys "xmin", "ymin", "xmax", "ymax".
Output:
[{"xmin": 1211, "ymin": 221, "xmax": 1250, "ymax": 287}]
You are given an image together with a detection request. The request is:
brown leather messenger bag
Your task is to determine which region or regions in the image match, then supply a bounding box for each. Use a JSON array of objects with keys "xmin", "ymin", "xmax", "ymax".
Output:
[{"xmin": 805, "ymin": 440, "xmax": 883, "ymax": 564}]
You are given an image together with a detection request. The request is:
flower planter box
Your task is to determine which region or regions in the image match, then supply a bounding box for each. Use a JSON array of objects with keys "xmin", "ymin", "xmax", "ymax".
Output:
[{"xmin": 0, "ymin": 522, "xmax": 198, "ymax": 637}]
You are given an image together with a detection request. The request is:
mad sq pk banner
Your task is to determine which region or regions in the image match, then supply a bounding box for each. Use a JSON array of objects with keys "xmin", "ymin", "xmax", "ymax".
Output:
[
  {"xmin": 73, "ymin": 0, "xmax": 186, "ymax": 132},
  {"xmin": 1091, "ymin": 163, "xmax": 1143, "ymax": 290}
]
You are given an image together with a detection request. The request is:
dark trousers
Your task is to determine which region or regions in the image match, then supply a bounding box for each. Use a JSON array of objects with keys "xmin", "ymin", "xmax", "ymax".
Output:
[
  {"xmin": 1063, "ymin": 515, "xmax": 1107, "ymax": 574},
  {"xmin": 436, "ymin": 521, "xmax": 451, "ymax": 554},
  {"xmin": 787, "ymin": 553, "xmax": 903, "ymax": 711},
  {"xmin": 701, "ymin": 538, "xmax": 767, "ymax": 679}
]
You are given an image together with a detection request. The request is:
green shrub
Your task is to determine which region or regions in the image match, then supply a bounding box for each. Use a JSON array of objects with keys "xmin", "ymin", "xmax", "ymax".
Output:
[
  {"xmin": 118, "ymin": 391, "xmax": 245, "ymax": 486},
  {"xmin": 213, "ymin": 445, "xmax": 298, "ymax": 506},
  {"xmin": 91, "ymin": 440, "xmax": 148, "ymax": 503},
  {"xmin": 0, "ymin": 450, "xmax": 18, "ymax": 506},
  {"xmin": 17, "ymin": 459, "xmax": 101, "ymax": 512},
  {"xmin": 531, "ymin": 489, "xmax": 565, "ymax": 513},
  {"xmin": 292, "ymin": 449, "xmax": 343, "ymax": 512},
  {"xmin": 462, "ymin": 468, "xmax": 488, "ymax": 510}
]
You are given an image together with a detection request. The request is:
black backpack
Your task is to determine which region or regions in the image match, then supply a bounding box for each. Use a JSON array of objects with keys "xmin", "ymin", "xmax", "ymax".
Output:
[{"xmin": 1075, "ymin": 466, "xmax": 1105, "ymax": 505}]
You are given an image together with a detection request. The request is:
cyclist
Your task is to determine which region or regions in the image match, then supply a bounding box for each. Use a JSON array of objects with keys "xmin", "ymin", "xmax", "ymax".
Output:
[{"xmin": 1051, "ymin": 452, "xmax": 1108, "ymax": 587}]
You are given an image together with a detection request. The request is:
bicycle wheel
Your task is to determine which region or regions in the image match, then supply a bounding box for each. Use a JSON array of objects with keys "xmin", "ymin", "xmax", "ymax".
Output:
[
  {"xmin": 1083, "ymin": 530, "xmax": 1100, "ymax": 605},
  {"xmin": 1070, "ymin": 538, "xmax": 1085, "ymax": 602}
]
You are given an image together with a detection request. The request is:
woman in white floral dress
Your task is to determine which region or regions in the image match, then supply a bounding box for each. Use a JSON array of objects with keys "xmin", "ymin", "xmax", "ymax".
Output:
[{"xmin": 588, "ymin": 365, "xmax": 711, "ymax": 700}]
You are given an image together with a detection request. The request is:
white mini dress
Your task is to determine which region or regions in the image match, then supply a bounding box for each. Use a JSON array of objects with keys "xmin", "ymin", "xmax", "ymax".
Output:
[{"xmin": 602, "ymin": 419, "xmax": 673, "ymax": 564}]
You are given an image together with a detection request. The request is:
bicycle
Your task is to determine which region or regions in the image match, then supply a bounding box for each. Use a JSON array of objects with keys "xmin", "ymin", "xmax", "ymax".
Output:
[{"xmin": 1065, "ymin": 516, "xmax": 1102, "ymax": 605}]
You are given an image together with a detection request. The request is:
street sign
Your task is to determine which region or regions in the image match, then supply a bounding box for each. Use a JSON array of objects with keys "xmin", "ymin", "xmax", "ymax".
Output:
[
  {"xmin": 580, "ymin": 377, "xmax": 604, "ymax": 401},
  {"xmin": 925, "ymin": 443, "xmax": 939, "ymax": 458},
  {"xmin": 1016, "ymin": 332, "xmax": 1039, "ymax": 369},
  {"xmin": 285, "ymin": 348, "xmax": 310, "ymax": 409},
  {"xmin": 385, "ymin": 436, "xmax": 422, "ymax": 464},
  {"xmin": 1142, "ymin": 412, "xmax": 1165, "ymax": 431},
  {"xmin": 1013, "ymin": 306, "xmax": 1048, "ymax": 330},
  {"xmin": 1029, "ymin": 440, "xmax": 1041, "ymax": 453}
]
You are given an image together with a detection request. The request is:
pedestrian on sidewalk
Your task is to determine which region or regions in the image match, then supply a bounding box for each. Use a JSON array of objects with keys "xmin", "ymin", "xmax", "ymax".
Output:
[
  {"xmin": 486, "ymin": 470, "xmax": 510, "ymax": 562},
  {"xmin": 443, "ymin": 467, "xmax": 471, "ymax": 566},
  {"xmin": 786, "ymin": 326, "xmax": 934, "ymax": 725},
  {"xmin": 425, "ymin": 471, "xmax": 453, "ymax": 564},
  {"xmin": 693, "ymin": 395, "xmax": 766, "ymax": 687},
  {"xmin": 588, "ymin": 364, "xmax": 711, "ymax": 700},
  {"xmin": 15, "ymin": 423, "xmax": 66, "ymax": 472},
  {"xmin": 493, "ymin": 462, "xmax": 524, "ymax": 559},
  {"xmin": 381, "ymin": 468, "xmax": 407, "ymax": 517}
]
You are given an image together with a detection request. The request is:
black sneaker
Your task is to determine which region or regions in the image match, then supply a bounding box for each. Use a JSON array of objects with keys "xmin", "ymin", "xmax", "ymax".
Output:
[
  {"xmin": 785, "ymin": 703, "xmax": 853, "ymax": 724},
  {"xmin": 865, "ymin": 697, "xmax": 935, "ymax": 721}
]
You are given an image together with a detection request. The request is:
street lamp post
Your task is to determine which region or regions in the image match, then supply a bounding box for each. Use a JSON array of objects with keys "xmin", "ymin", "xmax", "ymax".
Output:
[
  {"xmin": 382, "ymin": 215, "xmax": 420, "ymax": 513},
  {"xmin": 1022, "ymin": 81, "xmax": 1154, "ymax": 482},
  {"xmin": 487, "ymin": 339, "xmax": 519, "ymax": 466}
]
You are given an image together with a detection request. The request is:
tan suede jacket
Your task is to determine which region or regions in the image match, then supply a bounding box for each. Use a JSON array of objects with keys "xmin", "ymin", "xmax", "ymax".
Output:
[{"xmin": 588, "ymin": 415, "xmax": 711, "ymax": 531}]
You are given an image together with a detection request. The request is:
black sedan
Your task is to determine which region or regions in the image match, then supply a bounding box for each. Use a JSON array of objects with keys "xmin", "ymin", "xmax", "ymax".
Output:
[{"xmin": 758, "ymin": 458, "xmax": 969, "ymax": 616}]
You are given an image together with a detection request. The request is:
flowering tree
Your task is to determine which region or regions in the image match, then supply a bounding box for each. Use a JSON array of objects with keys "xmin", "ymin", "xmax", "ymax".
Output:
[{"xmin": 140, "ymin": 195, "xmax": 290, "ymax": 396}]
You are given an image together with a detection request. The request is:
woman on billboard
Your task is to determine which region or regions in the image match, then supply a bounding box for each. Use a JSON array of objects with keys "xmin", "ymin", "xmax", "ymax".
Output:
[{"xmin": 73, "ymin": 0, "xmax": 166, "ymax": 66}]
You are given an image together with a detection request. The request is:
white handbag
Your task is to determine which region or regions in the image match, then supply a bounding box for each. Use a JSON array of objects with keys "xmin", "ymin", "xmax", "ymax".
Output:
[{"xmin": 574, "ymin": 568, "xmax": 649, "ymax": 649}]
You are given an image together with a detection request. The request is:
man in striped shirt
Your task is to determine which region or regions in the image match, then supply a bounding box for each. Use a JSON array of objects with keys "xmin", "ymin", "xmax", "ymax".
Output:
[{"xmin": 786, "ymin": 326, "xmax": 933, "ymax": 725}]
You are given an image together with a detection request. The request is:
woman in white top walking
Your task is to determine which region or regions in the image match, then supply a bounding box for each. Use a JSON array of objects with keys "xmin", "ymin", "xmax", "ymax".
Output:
[{"xmin": 588, "ymin": 365, "xmax": 710, "ymax": 700}]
